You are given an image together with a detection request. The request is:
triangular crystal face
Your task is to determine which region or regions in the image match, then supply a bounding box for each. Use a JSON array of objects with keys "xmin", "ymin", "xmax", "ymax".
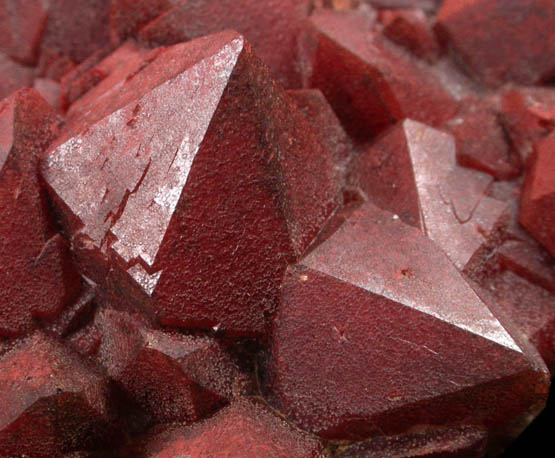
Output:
[
  {"xmin": 267, "ymin": 202, "xmax": 548, "ymax": 445},
  {"xmin": 354, "ymin": 119, "xmax": 508, "ymax": 272},
  {"xmin": 302, "ymin": 202, "xmax": 518, "ymax": 350},
  {"xmin": 44, "ymin": 35, "xmax": 243, "ymax": 260},
  {"xmin": 42, "ymin": 31, "xmax": 339, "ymax": 336}
]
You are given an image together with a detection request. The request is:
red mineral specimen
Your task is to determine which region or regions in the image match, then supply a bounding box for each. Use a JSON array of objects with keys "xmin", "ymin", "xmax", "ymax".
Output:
[
  {"xmin": 62, "ymin": 40, "xmax": 156, "ymax": 120},
  {"xmin": 379, "ymin": 8, "xmax": 440, "ymax": 62},
  {"xmin": 137, "ymin": 0, "xmax": 311, "ymax": 88},
  {"xmin": 0, "ymin": 331, "xmax": 114, "ymax": 457},
  {"xmin": 0, "ymin": 0, "xmax": 48, "ymax": 64},
  {"xmin": 92, "ymin": 307, "xmax": 246, "ymax": 424},
  {"xmin": 110, "ymin": 0, "xmax": 177, "ymax": 42},
  {"xmin": 0, "ymin": 52, "xmax": 34, "ymax": 100},
  {"xmin": 0, "ymin": 89, "xmax": 80, "ymax": 337},
  {"xmin": 499, "ymin": 86, "xmax": 555, "ymax": 163},
  {"xmin": 287, "ymin": 88, "xmax": 354, "ymax": 169},
  {"xmin": 138, "ymin": 399, "xmax": 324, "ymax": 458},
  {"xmin": 497, "ymin": 240, "xmax": 555, "ymax": 294},
  {"xmin": 430, "ymin": 56, "xmax": 483, "ymax": 102},
  {"xmin": 302, "ymin": 7, "xmax": 456, "ymax": 141},
  {"xmin": 265, "ymin": 202, "xmax": 549, "ymax": 452},
  {"xmin": 352, "ymin": 119, "xmax": 508, "ymax": 273},
  {"xmin": 44, "ymin": 281, "xmax": 96, "ymax": 338},
  {"xmin": 436, "ymin": 0, "xmax": 555, "ymax": 86},
  {"xmin": 42, "ymin": 31, "xmax": 339, "ymax": 337},
  {"xmin": 38, "ymin": 0, "xmax": 112, "ymax": 76},
  {"xmin": 363, "ymin": 0, "xmax": 442, "ymax": 11},
  {"xmin": 520, "ymin": 131, "xmax": 555, "ymax": 257},
  {"xmin": 445, "ymin": 96, "xmax": 521, "ymax": 180},
  {"xmin": 486, "ymin": 271, "xmax": 555, "ymax": 373},
  {"xmin": 335, "ymin": 425, "xmax": 487, "ymax": 458},
  {"xmin": 33, "ymin": 77, "xmax": 61, "ymax": 111}
]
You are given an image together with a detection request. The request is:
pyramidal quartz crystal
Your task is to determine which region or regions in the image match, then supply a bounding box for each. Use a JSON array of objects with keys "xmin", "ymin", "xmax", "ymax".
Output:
[
  {"xmin": 0, "ymin": 0, "xmax": 554, "ymax": 455},
  {"xmin": 42, "ymin": 31, "xmax": 340, "ymax": 337},
  {"xmin": 265, "ymin": 203, "xmax": 549, "ymax": 453}
]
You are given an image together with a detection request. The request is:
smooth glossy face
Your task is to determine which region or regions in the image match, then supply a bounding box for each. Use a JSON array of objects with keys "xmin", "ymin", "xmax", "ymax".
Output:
[{"xmin": 268, "ymin": 203, "xmax": 548, "ymax": 443}]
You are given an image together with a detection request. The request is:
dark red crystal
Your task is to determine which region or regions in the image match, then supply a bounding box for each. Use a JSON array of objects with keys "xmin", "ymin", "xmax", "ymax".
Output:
[{"xmin": 0, "ymin": 89, "xmax": 80, "ymax": 337}]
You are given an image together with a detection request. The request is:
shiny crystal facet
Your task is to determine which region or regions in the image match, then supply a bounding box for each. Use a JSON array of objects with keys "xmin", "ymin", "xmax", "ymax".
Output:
[
  {"xmin": 42, "ymin": 31, "xmax": 339, "ymax": 337},
  {"xmin": 353, "ymin": 119, "xmax": 508, "ymax": 273},
  {"xmin": 265, "ymin": 202, "xmax": 548, "ymax": 450}
]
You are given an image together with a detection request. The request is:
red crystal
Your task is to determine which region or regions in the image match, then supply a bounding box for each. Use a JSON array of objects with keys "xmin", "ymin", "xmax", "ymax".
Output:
[
  {"xmin": 0, "ymin": 52, "xmax": 34, "ymax": 100},
  {"xmin": 38, "ymin": 0, "xmax": 112, "ymax": 71},
  {"xmin": 265, "ymin": 202, "xmax": 549, "ymax": 451},
  {"xmin": 499, "ymin": 86, "xmax": 555, "ymax": 162},
  {"xmin": 0, "ymin": 332, "xmax": 114, "ymax": 456},
  {"xmin": 486, "ymin": 271, "xmax": 555, "ymax": 373},
  {"xmin": 287, "ymin": 88, "xmax": 354, "ymax": 169},
  {"xmin": 0, "ymin": 89, "xmax": 80, "ymax": 337},
  {"xmin": 436, "ymin": 0, "xmax": 555, "ymax": 86},
  {"xmin": 302, "ymin": 7, "xmax": 457, "ymax": 141},
  {"xmin": 352, "ymin": 119, "xmax": 508, "ymax": 273},
  {"xmin": 137, "ymin": 400, "xmax": 324, "ymax": 457},
  {"xmin": 136, "ymin": 0, "xmax": 311, "ymax": 88},
  {"xmin": 0, "ymin": 0, "xmax": 47, "ymax": 65},
  {"xmin": 42, "ymin": 31, "xmax": 339, "ymax": 337},
  {"xmin": 91, "ymin": 307, "xmax": 247, "ymax": 424},
  {"xmin": 379, "ymin": 8, "xmax": 441, "ymax": 62},
  {"xmin": 0, "ymin": 0, "xmax": 554, "ymax": 454},
  {"xmin": 109, "ymin": 0, "xmax": 176, "ymax": 42},
  {"xmin": 520, "ymin": 131, "xmax": 555, "ymax": 257},
  {"xmin": 445, "ymin": 96, "xmax": 521, "ymax": 180},
  {"xmin": 335, "ymin": 425, "xmax": 487, "ymax": 458}
]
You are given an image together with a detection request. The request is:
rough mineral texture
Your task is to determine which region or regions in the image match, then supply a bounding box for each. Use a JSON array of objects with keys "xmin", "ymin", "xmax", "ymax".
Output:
[
  {"xmin": 38, "ymin": 0, "xmax": 112, "ymax": 75},
  {"xmin": 499, "ymin": 86, "xmax": 555, "ymax": 162},
  {"xmin": 287, "ymin": 88, "xmax": 354, "ymax": 171},
  {"xmin": 497, "ymin": 240, "xmax": 555, "ymax": 294},
  {"xmin": 0, "ymin": 0, "xmax": 554, "ymax": 455},
  {"xmin": 436, "ymin": 0, "xmax": 555, "ymax": 86},
  {"xmin": 136, "ymin": 400, "xmax": 324, "ymax": 458},
  {"xmin": 110, "ymin": 0, "xmax": 178, "ymax": 42},
  {"xmin": 265, "ymin": 202, "xmax": 549, "ymax": 453},
  {"xmin": 445, "ymin": 96, "xmax": 521, "ymax": 180},
  {"xmin": 379, "ymin": 8, "xmax": 440, "ymax": 62},
  {"xmin": 42, "ymin": 31, "xmax": 339, "ymax": 337},
  {"xmin": 0, "ymin": 0, "xmax": 48, "ymax": 64},
  {"xmin": 485, "ymin": 271, "xmax": 555, "ymax": 373},
  {"xmin": 0, "ymin": 332, "xmax": 114, "ymax": 457},
  {"xmin": 302, "ymin": 7, "xmax": 456, "ymax": 141},
  {"xmin": 519, "ymin": 131, "xmax": 555, "ymax": 257},
  {"xmin": 335, "ymin": 425, "xmax": 488, "ymax": 458},
  {"xmin": 0, "ymin": 89, "xmax": 80, "ymax": 337},
  {"xmin": 0, "ymin": 51, "xmax": 34, "ymax": 100},
  {"xmin": 352, "ymin": 119, "xmax": 508, "ymax": 274},
  {"xmin": 91, "ymin": 307, "xmax": 248, "ymax": 424},
  {"xmin": 137, "ymin": 0, "xmax": 311, "ymax": 88}
]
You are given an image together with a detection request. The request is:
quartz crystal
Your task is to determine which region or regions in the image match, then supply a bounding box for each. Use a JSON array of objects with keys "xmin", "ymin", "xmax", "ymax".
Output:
[
  {"xmin": 0, "ymin": 332, "xmax": 114, "ymax": 456},
  {"xmin": 0, "ymin": 89, "xmax": 80, "ymax": 337},
  {"xmin": 265, "ymin": 202, "xmax": 549, "ymax": 453},
  {"xmin": 0, "ymin": 0, "xmax": 553, "ymax": 455},
  {"xmin": 436, "ymin": 0, "xmax": 555, "ymax": 86},
  {"xmin": 42, "ymin": 31, "xmax": 339, "ymax": 337}
]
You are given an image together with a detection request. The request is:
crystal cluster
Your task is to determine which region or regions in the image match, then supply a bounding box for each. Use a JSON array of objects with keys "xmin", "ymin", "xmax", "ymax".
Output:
[{"xmin": 0, "ymin": 0, "xmax": 554, "ymax": 457}]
